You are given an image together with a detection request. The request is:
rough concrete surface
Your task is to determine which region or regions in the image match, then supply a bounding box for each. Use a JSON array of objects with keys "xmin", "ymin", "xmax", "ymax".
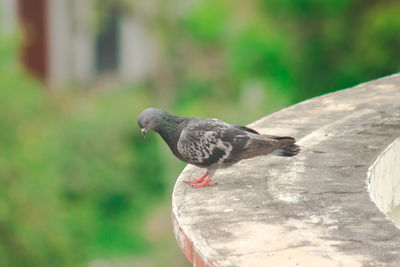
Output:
[{"xmin": 172, "ymin": 73, "xmax": 400, "ymax": 267}]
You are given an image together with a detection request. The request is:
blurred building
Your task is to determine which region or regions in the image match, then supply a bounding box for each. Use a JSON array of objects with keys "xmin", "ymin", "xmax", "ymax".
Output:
[{"xmin": 0, "ymin": 0, "xmax": 158, "ymax": 89}]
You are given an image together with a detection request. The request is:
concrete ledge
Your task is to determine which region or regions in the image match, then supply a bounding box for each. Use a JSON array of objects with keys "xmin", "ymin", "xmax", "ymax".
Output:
[{"xmin": 172, "ymin": 74, "xmax": 400, "ymax": 266}]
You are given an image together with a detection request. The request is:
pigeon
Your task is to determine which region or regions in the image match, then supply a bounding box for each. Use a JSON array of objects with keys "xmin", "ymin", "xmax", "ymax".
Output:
[{"xmin": 137, "ymin": 108, "xmax": 299, "ymax": 188}]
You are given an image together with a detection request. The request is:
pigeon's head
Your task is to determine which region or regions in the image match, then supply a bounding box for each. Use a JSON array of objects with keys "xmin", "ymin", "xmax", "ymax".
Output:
[{"xmin": 137, "ymin": 108, "xmax": 164, "ymax": 138}]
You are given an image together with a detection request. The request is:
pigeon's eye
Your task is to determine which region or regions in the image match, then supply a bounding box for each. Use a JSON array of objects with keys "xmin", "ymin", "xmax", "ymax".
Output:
[{"xmin": 144, "ymin": 120, "xmax": 149, "ymax": 125}]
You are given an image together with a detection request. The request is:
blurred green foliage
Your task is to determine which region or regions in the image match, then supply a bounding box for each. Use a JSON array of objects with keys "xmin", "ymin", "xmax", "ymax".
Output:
[
  {"xmin": 0, "ymin": 35, "xmax": 166, "ymax": 266},
  {"xmin": 1, "ymin": 0, "xmax": 400, "ymax": 266},
  {"xmin": 166, "ymin": 0, "xmax": 400, "ymax": 109}
]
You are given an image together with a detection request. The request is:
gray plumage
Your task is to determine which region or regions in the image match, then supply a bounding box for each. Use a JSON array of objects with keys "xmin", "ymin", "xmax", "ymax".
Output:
[{"xmin": 138, "ymin": 108, "xmax": 299, "ymax": 187}]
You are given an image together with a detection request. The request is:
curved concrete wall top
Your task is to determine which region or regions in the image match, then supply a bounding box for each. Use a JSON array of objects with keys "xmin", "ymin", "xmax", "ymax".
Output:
[{"xmin": 172, "ymin": 74, "xmax": 400, "ymax": 267}]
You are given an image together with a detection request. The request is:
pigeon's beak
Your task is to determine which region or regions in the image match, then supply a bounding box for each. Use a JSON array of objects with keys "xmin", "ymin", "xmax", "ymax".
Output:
[{"xmin": 141, "ymin": 128, "xmax": 147, "ymax": 138}]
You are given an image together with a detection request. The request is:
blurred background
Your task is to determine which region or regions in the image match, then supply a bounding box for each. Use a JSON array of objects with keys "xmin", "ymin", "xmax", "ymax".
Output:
[{"xmin": 0, "ymin": 0, "xmax": 399, "ymax": 266}]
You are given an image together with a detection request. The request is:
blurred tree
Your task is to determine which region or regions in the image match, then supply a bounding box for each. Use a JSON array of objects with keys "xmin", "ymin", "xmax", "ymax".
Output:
[
  {"xmin": 259, "ymin": 0, "xmax": 400, "ymax": 100},
  {"xmin": 0, "ymin": 33, "xmax": 167, "ymax": 266},
  {"xmin": 148, "ymin": 0, "xmax": 400, "ymax": 119},
  {"xmin": 0, "ymin": 34, "xmax": 80, "ymax": 266}
]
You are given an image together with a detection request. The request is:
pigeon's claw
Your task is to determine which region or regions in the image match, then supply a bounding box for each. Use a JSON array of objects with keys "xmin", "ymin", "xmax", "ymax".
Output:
[
  {"xmin": 184, "ymin": 173, "xmax": 208, "ymax": 184},
  {"xmin": 191, "ymin": 181, "xmax": 216, "ymax": 188},
  {"xmin": 190, "ymin": 174, "xmax": 216, "ymax": 188}
]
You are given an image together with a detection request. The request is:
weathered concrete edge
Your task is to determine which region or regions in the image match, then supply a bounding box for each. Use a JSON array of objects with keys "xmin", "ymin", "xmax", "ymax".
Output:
[
  {"xmin": 171, "ymin": 73, "xmax": 400, "ymax": 266},
  {"xmin": 172, "ymin": 164, "xmax": 224, "ymax": 267},
  {"xmin": 169, "ymin": 77, "xmax": 379, "ymax": 267}
]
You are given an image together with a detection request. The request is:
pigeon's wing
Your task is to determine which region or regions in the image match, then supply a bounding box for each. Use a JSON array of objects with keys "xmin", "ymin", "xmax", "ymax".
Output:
[
  {"xmin": 176, "ymin": 119, "xmax": 283, "ymax": 166},
  {"xmin": 176, "ymin": 119, "xmax": 234, "ymax": 166},
  {"xmin": 224, "ymin": 133, "xmax": 284, "ymax": 163},
  {"xmin": 231, "ymin": 124, "xmax": 260, "ymax": 135},
  {"xmin": 232, "ymin": 124, "xmax": 296, "ymax": 141}
]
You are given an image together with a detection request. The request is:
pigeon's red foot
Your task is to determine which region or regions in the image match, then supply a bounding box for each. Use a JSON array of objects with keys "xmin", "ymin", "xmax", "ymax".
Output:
[
  {"xmin": 184, "ymin": 173, "xmax": 216, "ymax": 188},
  {"xmin": 190, "ymin": 175, "xmax": 215, "ymax": 188},
  {"xmin": 191, "ymin": 181, "xmax": 216, "ymax": 188},
  {"xmin": 184, "ymin": 173, "xmax": 208, "ymax": 185}
]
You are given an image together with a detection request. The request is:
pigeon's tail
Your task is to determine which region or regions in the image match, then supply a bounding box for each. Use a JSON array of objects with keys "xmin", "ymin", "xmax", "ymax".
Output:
[
  {"xmin": 234, "ymin": 126, "xmax": 301, "ymax": 157},
  {"xmin": 262, "ymin": 135, "xmax": 300, "ymax": 157},
  {"xmin": 272, "ymin": 143, "xmax": 300, "ymax": 157}
]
